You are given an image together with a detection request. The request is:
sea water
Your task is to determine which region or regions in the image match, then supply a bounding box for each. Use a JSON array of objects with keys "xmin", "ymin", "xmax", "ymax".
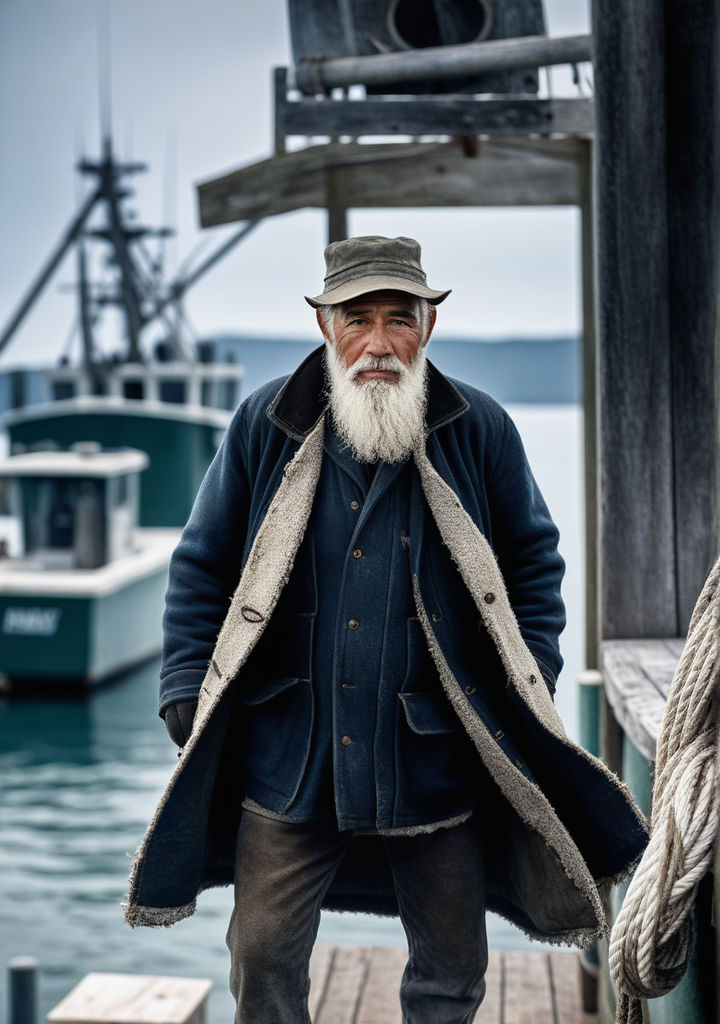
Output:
[{"xmin": 0, "ymin": 405, "xmax": 584, "ymax": 1023}]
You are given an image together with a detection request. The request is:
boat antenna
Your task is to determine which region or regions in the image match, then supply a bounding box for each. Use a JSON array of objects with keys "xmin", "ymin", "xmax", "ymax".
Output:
[{"xmin": 98, "ymin": 0, "xmax": 113, "ymax": 154}]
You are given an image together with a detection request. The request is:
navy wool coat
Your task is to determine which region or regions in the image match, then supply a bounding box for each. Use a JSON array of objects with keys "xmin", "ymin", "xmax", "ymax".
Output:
[{"xmin": 125, "ymin": 348, "xmax": 647, "ymax": 946}]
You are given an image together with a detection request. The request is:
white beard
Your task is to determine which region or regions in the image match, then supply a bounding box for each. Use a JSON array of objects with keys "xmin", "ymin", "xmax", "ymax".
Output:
[{"xmin": 325, "ymin": 343, "xmax": 428, "ymax": 464}]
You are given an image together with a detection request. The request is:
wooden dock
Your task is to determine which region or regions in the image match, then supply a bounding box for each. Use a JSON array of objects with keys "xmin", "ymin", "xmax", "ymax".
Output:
[
  {"xmin": 45, "ymin": 947, "xmax": 596, "ymax": 1024},
  {"xmin": 309, "ymin": 945, "xmax": 596, "ymax": 1023}
]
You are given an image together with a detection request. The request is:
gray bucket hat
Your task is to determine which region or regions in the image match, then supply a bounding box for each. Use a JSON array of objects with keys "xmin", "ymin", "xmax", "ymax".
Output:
[{"xmin": 305, "ymin": 235, "xmax": 451, "ymax": 308}]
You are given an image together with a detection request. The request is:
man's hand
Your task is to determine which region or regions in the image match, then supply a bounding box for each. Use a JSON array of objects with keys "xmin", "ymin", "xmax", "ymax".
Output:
[{"xmin": 163, "ymin": 700, "xmax": 198, "ymax": 747}]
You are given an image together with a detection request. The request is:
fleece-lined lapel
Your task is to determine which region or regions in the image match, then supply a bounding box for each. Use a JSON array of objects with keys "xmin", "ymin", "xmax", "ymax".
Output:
[{"xmin": 193, "ymin": 418, "xmax": 325, "ymax": 729}]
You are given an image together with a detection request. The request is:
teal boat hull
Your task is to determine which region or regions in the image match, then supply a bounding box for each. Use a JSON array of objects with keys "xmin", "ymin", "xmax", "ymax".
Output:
[{"xmin": 0, "ymin": 530, "xmax": 179, "ymax": 686}]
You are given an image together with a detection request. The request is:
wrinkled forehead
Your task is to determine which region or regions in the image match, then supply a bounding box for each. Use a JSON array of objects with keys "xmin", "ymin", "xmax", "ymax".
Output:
[{"xmin": 336, "ymin": 289, "xmax": 421, "ymax": 318}]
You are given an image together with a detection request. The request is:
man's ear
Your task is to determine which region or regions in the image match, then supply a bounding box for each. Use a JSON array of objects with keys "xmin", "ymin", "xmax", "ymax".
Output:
[
  {"xmin": 423, "ymin": 305, "xmax": 437, "ymax": 347},
  {"xmin": 316, "ymin": 307, "xmax": 331, "ymax": 343}
]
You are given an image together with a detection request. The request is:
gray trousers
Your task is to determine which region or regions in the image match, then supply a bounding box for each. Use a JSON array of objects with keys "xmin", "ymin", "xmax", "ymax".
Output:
[{"xmin": 226, "ymin": 810, "xmax": 488, "ymax": 1024}]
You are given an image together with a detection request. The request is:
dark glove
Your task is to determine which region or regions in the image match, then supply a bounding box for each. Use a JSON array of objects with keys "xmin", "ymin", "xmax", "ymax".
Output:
[{"xmin": 163, "ymin": 699, "xmax": 198, "ymax": 747}]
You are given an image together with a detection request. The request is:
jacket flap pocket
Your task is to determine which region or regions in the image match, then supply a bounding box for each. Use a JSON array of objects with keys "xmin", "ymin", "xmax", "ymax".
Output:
[
  {"xmin": 239, "ymin": 675, "xmax": 304, "ymax": 705},
  {"xmin": 399, "ymin": 692, "xmax": 462, "ymax": 735}
]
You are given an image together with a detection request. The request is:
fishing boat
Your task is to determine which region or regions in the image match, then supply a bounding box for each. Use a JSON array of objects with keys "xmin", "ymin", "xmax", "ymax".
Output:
[
  {"xmin": 0, "ymin": 443, "xmax": 179, "ymax": 687},
  {"xmin": 0, "ymin": 136, "xmax": 253, "ymax": 527}
]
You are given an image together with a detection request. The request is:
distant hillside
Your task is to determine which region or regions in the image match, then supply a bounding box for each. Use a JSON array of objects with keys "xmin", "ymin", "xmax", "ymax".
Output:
[{"xmin": 205, "ymin": 334, "xmax": 581, "ymax": 405}]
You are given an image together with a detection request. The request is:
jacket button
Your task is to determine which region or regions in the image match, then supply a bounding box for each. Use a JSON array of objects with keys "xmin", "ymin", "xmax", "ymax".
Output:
[
  {"xmin": 341, "ymin": 735, "xmax": 352, "ymax": 746},
  {"xmin": 515, "ymin": 758, "xmax": 524, "ymax": 769},
  {"xmin": 353, "ymin": 549, "xmax": 362, "ymax": 559},
  {"xmin": 465, "ymin": 685, "xmax": 476, "ymax": 695},
  {"xmin": 350, "ymin": 500, "xmax": 360, "ymax": 510},
  {"xmin": 495, "ymin": 729, "xmax": 504, "ymax": 739},
  {"xmin": 432, "ymin": 612, "xmax": 442, "ymax": 622},
  {"xmin": 348, "ymin": 619, "xmax": 359, "ymax": 630},
  {"xmin": 529, "ymin": 674, "xmax": 537, "ymax": 685},
  {"xmin": 484, "ymin": 592, "xmax": 495, "ymax": 604}
]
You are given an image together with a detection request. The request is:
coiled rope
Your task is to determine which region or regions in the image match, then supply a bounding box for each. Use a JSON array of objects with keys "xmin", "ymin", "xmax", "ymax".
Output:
[{"xmin": 609, "ymin": 555, "xmax": 720, "ymax": 1024}]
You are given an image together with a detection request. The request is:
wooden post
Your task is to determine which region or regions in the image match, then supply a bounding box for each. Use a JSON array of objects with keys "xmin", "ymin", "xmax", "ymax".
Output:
[
  {"xmin": 593, "ymin": 0, "xmax": 719, "ymax": 641},
  {"xmin": 326, "ymin": 165, "xmax": 348, "ymax": 243},
  {"xmin": 663, "ymin": 0, "xmax": 720, "ymax": 628},
  {"xmin": 579, "ymin": 140, "xmax": 599, "ymax": 669},
  {"xmin": 8, "ymin": 957, "xmax": 38, "ymax": 1024},
  {"xmin": 593, "ymin": 0, "xmax": 676, "ymax": 641}
]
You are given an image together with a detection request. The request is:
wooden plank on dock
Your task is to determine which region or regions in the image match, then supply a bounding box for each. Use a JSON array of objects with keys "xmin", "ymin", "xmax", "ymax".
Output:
[
  {"xmin": 308, "ymin": 943, "xmax": 335, "ymax": 1020},
  {"xmin": 549, "ymin": 953, "xmax": 597, "ymax": 1024},
  {"xmin": 47, "ymin": 973, "xmax": 211, "ymax": 1024},
  {"xmin": 503, "ymin": 950, "xmax": 554, "ymax": 1024},
  {"xmin": 602, "ymin": 638, "xmax": 684, "ymax": 760},
  {"xmin": 313, "ymin": 946, "xmax": 370, "ymax": 1024},
  {"xmin": 356, "ymin": 946, "xmax": 406, "ymax": 1024},
  {"xmin": 307, "ymin": 946, "xmax": 593, "ymax": 1023},
  {"xmin": 481, "ymin": 950, "xmax": 502, "ymax": 1020}
]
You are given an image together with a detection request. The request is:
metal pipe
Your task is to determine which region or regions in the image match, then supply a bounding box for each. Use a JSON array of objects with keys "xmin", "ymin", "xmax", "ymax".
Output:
[
  {"xmin": 8, "ymin": 957, "xmax": 38, "ymax": 1024},
  {"xmin": 292, "ymin": 33, "xmax": 592, "ymax": 93}
]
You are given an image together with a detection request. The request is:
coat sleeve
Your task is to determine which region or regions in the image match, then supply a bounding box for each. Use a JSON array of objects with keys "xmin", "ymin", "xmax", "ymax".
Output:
[
  {"xmin": 158, "ymin": 405, "xmax": 252, "ymax": 715},
  {"xmin": 486, "ymin": 412, "xmax": 566, "ymax": 695}
]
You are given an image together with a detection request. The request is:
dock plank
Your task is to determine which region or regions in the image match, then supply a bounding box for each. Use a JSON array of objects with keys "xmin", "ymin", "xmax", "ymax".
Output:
[
  {"xmin": 308, "ymin": 943, "xmax": 334, "ymax": 1020},
  {"xmin": 503, "ymin": 950, "xmax": 554, "ymax": 1024},
  {"xmin": 47, "ymin": 973, "xmax": 212, "ymax": 1024},
  {"xmin": 479, "ymin": 950, "xmax": 502, "ymax": 1021},
  {"xmin": 355, "ymin": 946, "xmax": 406, "ymax": 1024},
  {"xmin": 313, "ymin": 945, "xmax": 369, "ymax": 1024},
  {"xmin": 549, "ymin": 953, "xmax": 596, "ymax": 1024},
  {"xmin": 602, "ymin": 638, "xmax": 684, "ymax": 760}
]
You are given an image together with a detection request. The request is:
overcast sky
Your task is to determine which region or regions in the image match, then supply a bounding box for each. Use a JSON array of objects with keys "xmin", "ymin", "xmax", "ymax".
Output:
[{"xmin": 0, "ymin": 0, "xmax": 590, "ymax": 366}]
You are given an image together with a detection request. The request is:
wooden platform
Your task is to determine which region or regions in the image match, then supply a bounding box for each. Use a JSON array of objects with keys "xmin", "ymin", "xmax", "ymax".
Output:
[
  {"xmin": 602, "ymin": 637, "xmax": 684, "ymax": 760},
  {"xmin": 309, "ymin": 945, "xmax": 596, "ymax": 1023}
]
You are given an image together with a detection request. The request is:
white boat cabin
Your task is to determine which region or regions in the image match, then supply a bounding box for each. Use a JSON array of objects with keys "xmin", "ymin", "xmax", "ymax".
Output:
[
  {"xmin": 48, "ymin": 360, "xmax": 245, "ymax": 411},
  {"xmin": 0, "ymin": 445, "xmax": 148, "ymax": 571}
]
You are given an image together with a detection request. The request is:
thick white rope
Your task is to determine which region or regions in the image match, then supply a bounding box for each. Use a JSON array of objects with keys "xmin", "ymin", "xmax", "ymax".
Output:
[{"xmin": 609, "ymin": 555, "xmax": 720, "ymax": 1024}]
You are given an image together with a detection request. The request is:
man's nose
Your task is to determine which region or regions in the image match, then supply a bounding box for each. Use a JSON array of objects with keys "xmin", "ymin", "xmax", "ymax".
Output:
[{"xmin": 363, "ymin": 322, "xmax": 393, "ymax": 356}]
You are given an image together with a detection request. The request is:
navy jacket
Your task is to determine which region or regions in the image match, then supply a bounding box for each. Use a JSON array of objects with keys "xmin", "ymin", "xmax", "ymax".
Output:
[
  {"xmin": 126, "ymin": 347, "xmax": 647, "ymax": 941},
  {"xmin": 160, "ymin": 348, "xmax": 566, "ymax": 827},
  {"xmin": 161, "ymin": 350, "xmax": 564, "ymax": 705}
]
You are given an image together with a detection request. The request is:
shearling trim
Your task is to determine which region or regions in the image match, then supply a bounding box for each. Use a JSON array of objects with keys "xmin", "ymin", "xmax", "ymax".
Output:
[
  {"xmin": 413, "ymin": 448, "xmax": 648, "ymax": 842},
  {"xmin": 124, "ymin": 421, "xmax": 326, "ymax": 925},
  {"xmin": 194, "ymin": 417, "xmax": 326, "ymax": 726},
  {"xmin": 487, "ymin": 903, "xmax": 604, "ymax": 950},
  {"xmin": 412, "ymin": 578, "xmax": 607, "ymax": 946},
  {"xmin": 413, "ymin": 446, "xmax": 566, "ymax": 739},
  {"xmin": 241, "ymin": 797, "xmax": 292, "ymax": 822},
  {"xmin": 241, "ymin": 802, "xmax": 474, "ymax": 836},
  {"xmin": 375, "ymin": 808, "xmax": 474, "ymax": 837},
  {"xmin": 123, "ymin": 898, "xmax": 197, "ymax": 929}
]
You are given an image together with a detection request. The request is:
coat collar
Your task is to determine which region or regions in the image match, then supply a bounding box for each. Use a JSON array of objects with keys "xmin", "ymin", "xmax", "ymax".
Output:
[{"xmin": 266, "ymin": 344, "xmax": 469, "ymax": 442}]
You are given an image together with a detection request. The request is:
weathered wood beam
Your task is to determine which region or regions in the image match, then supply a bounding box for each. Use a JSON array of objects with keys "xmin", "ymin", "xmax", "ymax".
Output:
[
  {"xmin": 277, "ymin": 93, "xmax": 594, "ymax": 140},
  {"xmin": 197, "ymin": 138, "xmax": 586, "ymax": 227},
  {"xmin": 593, "ymin": 0, "xmax": 677, "ymax": 639},
  {"xmin": 593, "ymin": 0, "xmax": 719, "ymax": 640},
  {"xmin": 292, "ymin": 33, "xmax": 591, "ymax": 93},
  {"xmin": 664, "ymin": 0, "xmax": 720, "ymax": 628}
]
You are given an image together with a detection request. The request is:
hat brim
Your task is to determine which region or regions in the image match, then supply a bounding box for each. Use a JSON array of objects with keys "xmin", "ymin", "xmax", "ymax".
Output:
[{"xmin": 305, "ymin": 274, "xmax": 450, "ymax": 308}]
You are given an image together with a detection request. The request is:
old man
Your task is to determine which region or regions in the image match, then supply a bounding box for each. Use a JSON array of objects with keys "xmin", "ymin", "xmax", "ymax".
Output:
[{"xmin": 125, "ymin": 236, "xmax": 647, "ymax": 1024}]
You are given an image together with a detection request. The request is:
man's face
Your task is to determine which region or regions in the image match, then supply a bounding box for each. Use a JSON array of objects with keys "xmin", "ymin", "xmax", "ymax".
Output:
[{"xmin": 317, "ymin": 290, "xmax": 436, "ymax": 381}]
